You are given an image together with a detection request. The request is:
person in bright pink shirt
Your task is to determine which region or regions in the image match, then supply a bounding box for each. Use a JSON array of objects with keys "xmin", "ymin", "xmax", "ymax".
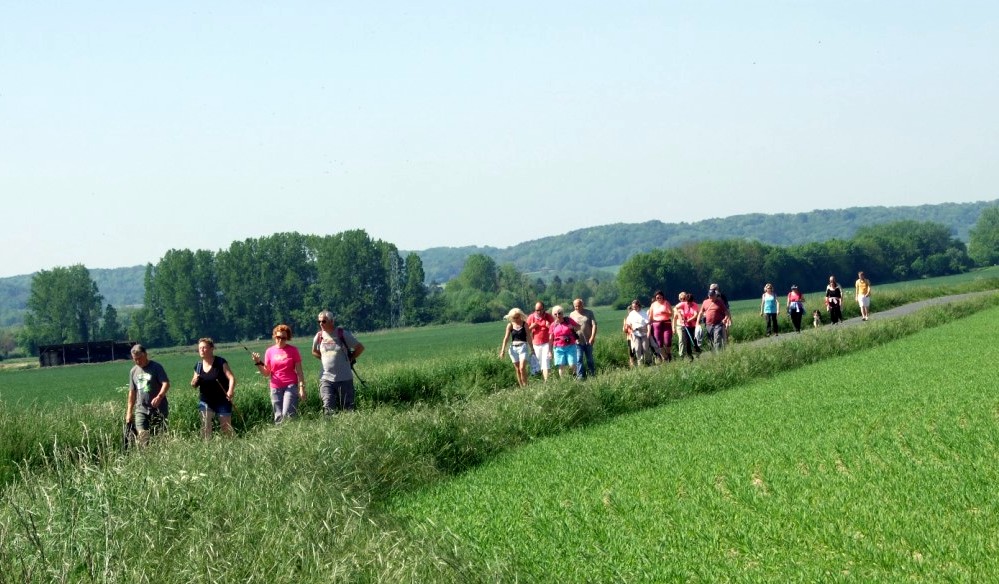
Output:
[
  {"xmin": 527, "ymin": 301, "xmax": 555, "ymax": 381},
  {"xmin": 548, "ymin": 305, "xmax": 581, "ymax": 379},
  {"xmin": 251, "ymin": 323, "xmax": 306, "ymax": 423},
  {"xmin": 673, "ymin": 292, "xmax": 700, "ymax": 361},
  {"xmin": 648, "ymin": 289, "xmax": 673, "ymax": 363}
]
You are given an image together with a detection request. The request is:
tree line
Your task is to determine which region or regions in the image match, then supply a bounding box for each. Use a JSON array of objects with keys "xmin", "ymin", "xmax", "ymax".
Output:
[
  {"xmin": 12, "ymin": 210, "xmax": 999, "ymax": 356},
  {"xmin": 615, "ymin": 220, "xmax": 980, "ymax": 305}
]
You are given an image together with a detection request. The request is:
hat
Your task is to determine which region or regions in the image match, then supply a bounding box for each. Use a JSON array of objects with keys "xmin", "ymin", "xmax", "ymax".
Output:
[{"xmin": 709, "ymin": 283, "xmax": 719, "ymax": 290}]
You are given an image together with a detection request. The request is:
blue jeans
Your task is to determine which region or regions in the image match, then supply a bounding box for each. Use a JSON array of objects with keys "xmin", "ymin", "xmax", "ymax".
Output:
[
  {"xmin": 270, "ymin": 384, "xmax": 299, "ymax": 423},
  {"xmin": 575, "ymin": 343, "xmax": 595, "ymax": 379}
]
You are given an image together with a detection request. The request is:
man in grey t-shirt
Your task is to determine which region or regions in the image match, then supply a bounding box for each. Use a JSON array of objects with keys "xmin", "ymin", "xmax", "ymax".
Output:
[
  {"xmin": 570, "ymin": 298, "xmax": 598, "ymax": 379},
  {"xmin": 311, "ymin": 310, "xmax": 365, "ymax": 413},
  {"xmin": 126, "ymin": 344, "xmax": 170, "ymax": 446}
]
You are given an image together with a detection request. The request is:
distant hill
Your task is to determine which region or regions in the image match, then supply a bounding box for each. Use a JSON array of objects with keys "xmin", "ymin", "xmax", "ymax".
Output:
[
  {"xmin": 1, "ymin": 200, "xmax": 995, "ymax": 327},
  {"xmin": 0, "ymin": 266, "xmax": 145, "ymax": 327},
  {"xmin": 415, "ymin": 200, "xmax": 998, "ymax": 282}
]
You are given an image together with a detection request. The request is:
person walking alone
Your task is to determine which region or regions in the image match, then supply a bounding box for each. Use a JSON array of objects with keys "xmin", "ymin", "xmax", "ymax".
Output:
[{"xmin": 855, "ymin": 271, "xmax": 872, "ymax": 321}]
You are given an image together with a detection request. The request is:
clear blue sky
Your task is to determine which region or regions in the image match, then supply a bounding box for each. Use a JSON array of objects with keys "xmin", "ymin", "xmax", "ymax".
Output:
[{"xmin": 2, "ymin": 2, "xmax": 996, "ymax": 278}]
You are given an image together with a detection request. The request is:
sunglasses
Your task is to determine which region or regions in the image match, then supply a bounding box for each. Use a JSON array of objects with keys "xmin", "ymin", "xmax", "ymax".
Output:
[{"xmin": 274, "ymin": 335, "xmax": 286, "ymax": 340}]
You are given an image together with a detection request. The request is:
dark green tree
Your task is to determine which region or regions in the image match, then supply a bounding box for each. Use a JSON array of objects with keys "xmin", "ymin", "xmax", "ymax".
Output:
[
  {"xmin": 22, "ymin": 265, "xmax": 104, "ymax": 352},
  {"xmin": 402, "ymin": 253, "xmax": 429, "ymax": 326},
  {"xmin": 128, "ymin": 264, "xmax": 169, "ymax": 346},
  {"xmin": 96, "ymin": 303, "xmax": 124, "ymax": 340},
  {"xmin": 968, "ymin": 206, "xmax": 999, "ymax": 266},
  {"xmin": 313, "ymin": 230, "xmax": 389, "ymax": 331}
]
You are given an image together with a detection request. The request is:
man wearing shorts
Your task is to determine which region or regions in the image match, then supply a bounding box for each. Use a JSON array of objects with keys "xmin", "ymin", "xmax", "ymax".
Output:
[
  {"xmin": 527, "ymin": 301, "xmax": 555, "ymax": 381},
  {"xmin": 126, "ymin": 344, "xmax": 170, "ymax": 446},
  {"xmin": 855, "ymin": 271, "xmax": 872, "ymax": 321}
]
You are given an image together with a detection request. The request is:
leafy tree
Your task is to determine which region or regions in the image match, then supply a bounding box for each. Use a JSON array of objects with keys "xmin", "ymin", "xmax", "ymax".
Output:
[
  {"xmin": 968, "ymin": 206, "xmax": 999, "ymax": 266},
  {"xmin": 149, "ymin": 249, "xmax": 200, "ymax": 345},
  {"xmin": 454, "ymin": 254, "xmax": 499, "ymax": 294},
  {"xmin": 96, "ymin": 303, "xmax": 125, "ymax": 341},
  {"xmin": 313, "ymin": 230, "xmax": 389, "ymax": 331},
  {"xmin": 21, "ymin": 265, "xmax": 104, "ymax": 352},
  {"xmin": 128, "ymin": 264, "xmax": 169, "ymax": 346},
  {"xmin": 402, "ymin": 253, "xmax": 429, "ymax": 326}
]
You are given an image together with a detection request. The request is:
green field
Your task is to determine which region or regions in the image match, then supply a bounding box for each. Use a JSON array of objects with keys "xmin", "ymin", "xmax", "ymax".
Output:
[
  {"xmin": 1, "ymin": 287, "xmax": 997, "ymax": 581},
  {"xmin": 1, "ymin": 271, "xmax": 998, "ymax": 581},
  {"xmin": 391, "ymin": 305, "xmax": 999, "ymax": 581}
]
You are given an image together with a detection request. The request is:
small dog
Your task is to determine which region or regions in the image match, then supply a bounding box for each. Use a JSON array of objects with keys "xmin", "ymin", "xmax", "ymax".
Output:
[{"xmin": 812, "ymin": 310, "xmax": 822, "ymax": 328}]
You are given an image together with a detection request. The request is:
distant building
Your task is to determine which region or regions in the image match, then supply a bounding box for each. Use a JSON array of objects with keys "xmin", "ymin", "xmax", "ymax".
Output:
[{"xmin": 38, "ymin": 341, "xmax": 137, "ymax": 367}]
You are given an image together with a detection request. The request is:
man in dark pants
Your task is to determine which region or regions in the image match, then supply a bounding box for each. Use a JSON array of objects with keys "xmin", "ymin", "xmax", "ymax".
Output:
[{"xmin": 570, "ymin": 298, "xmax": 598, "ymax": 379}]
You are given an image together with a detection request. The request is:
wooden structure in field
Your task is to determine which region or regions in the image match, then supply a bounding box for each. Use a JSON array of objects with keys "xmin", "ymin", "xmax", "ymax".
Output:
[{"xmin": 38, "ymin": 341, "xmax": 137, "ymax": 367}]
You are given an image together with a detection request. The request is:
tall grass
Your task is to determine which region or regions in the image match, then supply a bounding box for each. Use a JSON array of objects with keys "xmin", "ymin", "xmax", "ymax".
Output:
[{"xmin": 1, "ymin": 292, "xmax": 997, "ymax": 581}]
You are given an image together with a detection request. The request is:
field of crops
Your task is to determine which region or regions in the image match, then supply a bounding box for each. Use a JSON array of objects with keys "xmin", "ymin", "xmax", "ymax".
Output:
[
  {"xmin": 0, "ymin": 270, "xmax": 997, "ymax": 581},
  {"xmin": 390, "ymin": 305, "xmax": 999, "ymax": 581}
]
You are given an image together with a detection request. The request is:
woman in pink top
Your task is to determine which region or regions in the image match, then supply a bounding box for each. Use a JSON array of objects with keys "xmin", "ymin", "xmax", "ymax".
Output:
[
  {"xmin": 647, "ymin": 290, "xmax": 673, "ymax": 363},
  {"xmin": 548, "ymin": 305, "xmax": 581, "ymax": 379},
  {"xmin": 251, "ymin": 323, "xmax": 306, "ymax": 423},
  {"xmin": 673, "ymin": 292, "xmax": 700, "ymax": 361}
]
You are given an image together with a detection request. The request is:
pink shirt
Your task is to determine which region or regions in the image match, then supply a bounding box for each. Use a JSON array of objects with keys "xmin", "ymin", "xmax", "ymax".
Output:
[
  {"xmin": 265, "ymin": 344, "xmax": 302, "ymax": 389},
  {"xmin": 649, "ymin": 301, "xmax": 672, "ymax": 322},
  {"xmin": 677, "ymin": 301, "xmax": 699, "ymax": 326},
  {"xmin": 550, "ymin": 318, "xmax": 579, "ymax": 347}
]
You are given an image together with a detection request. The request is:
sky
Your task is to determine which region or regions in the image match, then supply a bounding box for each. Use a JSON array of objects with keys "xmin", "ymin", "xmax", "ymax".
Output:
[{"xmin": 1, "ymin": 1, "xmax": 997, "ymax": 278}]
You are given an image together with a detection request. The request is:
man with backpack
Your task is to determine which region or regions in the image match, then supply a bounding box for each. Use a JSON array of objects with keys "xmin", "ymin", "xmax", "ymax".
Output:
[{"xmin": 312, "ymin": 311, "xmax": 365, "ymax": 413}]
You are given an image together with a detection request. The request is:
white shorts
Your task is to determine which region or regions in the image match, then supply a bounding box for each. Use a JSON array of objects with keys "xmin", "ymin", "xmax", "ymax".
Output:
[
  {"xmin": 858, "ymin": 295, "xmax": 870, "ymax": 308},
  {"xmin": 508, "ymin": 342, "xmax": 529, "ymax": 363},
  {"xmin": 533, "ymin": 343, "xmax": 551, "ymax": 371}
]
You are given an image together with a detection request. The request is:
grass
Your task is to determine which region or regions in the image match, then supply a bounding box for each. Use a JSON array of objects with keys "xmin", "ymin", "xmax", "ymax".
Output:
[
  {"xmin": 389, "ymin": 305, "xmax": 999, "ymax": 581},
  {"xmin": 1, "ymin": 291, "xmax": 997, "ymax": 581}
]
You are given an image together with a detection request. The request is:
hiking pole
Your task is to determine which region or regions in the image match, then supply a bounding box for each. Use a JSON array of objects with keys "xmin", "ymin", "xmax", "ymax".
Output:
[
  {"xmin": 681, "ymin": 326, "xmax": 698, "ymax": 360},
  {"xmin": 350, "ymin": 361, "xmax": 367, "ymax": 388}
]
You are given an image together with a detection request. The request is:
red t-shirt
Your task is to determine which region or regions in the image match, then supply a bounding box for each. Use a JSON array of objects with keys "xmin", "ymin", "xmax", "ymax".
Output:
[
  {"xmin": 527, "ymin": 311, "xmax": 555, "ymax": 345},
  {"xmin": 701, "ymin": 298, "xmax": 728, "ymax": 325}
]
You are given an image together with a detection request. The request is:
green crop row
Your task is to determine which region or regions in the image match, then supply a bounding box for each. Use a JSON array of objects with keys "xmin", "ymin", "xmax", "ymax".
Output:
[{"xmin": 390, "ymin": 305, "xmax": 999, "ymax": 581}]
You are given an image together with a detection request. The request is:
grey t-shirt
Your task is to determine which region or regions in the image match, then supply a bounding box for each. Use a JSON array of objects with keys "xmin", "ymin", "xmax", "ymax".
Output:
[
  {"xmin": 129, "ymin": 360, "xmax": 169, "ymax": 412},
  {"xmin": 313, "ymin": 328, "xmax": 360, "ymax": 382},
  {"xmin": 569, "ymin": 308, "xmax": 596, "ymax": 345}
]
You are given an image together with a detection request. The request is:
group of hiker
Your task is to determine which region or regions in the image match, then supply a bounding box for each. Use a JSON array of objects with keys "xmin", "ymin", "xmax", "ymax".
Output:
[
  {"xmin": 124, "ymin": 272, "xmax": 873, "ymax": 444},
  {"xmin": 498, "ymin": 271, "xmax": 873, "ymax": 383},
  {"xmin": 124, "ymin": 311, "xmax": 364, "ymax": 446}
]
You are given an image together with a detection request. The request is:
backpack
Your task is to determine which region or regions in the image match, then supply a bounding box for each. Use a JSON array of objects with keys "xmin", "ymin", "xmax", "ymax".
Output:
[{"xmin": 335, "ymin": 327, "xmax": 356, "ymax": 365}]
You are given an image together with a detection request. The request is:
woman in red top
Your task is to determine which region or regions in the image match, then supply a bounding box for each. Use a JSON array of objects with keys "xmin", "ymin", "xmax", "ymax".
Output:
[{"xmin": 647, "ymin": 290, "xmax": 673, "ymax": 363}]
